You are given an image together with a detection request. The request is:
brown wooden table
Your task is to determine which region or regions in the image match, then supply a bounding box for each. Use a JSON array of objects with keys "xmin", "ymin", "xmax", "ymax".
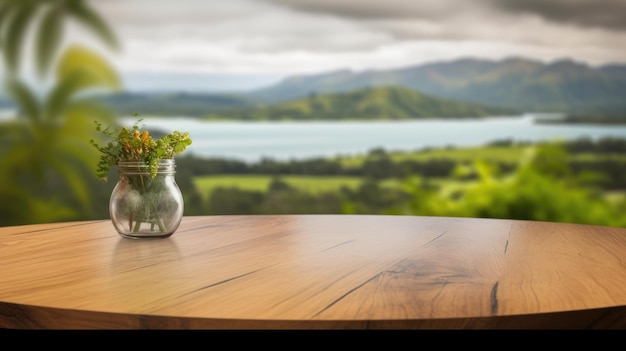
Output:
[{"xmin": 1, "ymin": 214, "xmax": 626, "ymax": 329}]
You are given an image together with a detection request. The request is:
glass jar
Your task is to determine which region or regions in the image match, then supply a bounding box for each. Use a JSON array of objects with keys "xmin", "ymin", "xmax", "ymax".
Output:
[{"xmin": 109, "ymin": 159, "xmax": 184, "ymax": 239}]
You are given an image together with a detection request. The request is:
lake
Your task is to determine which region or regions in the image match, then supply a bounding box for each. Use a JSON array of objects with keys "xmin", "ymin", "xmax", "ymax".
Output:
[{"xmin": 126, "ymin": 114, "xmax": 626, "ymax": 163}]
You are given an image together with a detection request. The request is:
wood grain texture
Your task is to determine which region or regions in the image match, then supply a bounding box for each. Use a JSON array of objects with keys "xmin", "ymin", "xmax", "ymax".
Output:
[{"xmin": 1, "ymin": 215, "xmax": 626, "ymax": 329}]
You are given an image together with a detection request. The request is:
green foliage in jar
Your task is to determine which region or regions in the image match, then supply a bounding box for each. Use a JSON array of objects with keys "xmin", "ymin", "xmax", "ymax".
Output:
[{"xmin": 91, "ymin": 117, "xmax": 192, "ymax": 181}]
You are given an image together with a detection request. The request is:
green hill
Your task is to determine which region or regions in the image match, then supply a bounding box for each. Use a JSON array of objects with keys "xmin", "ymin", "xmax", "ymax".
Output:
[
  {"xmin": 35, "ymin": 56, "xmax": 625, "ymax": 121},
  {"xmin": 218, "ymin": 86, "xmax": 518, "ymax": 120},
  {"xmin": 248, "ymin": 57, "xmax": 626, "ymax": 117},
  {"xmin": 97, "ymin": 91, "xmax": 256, "ymax": 117}
]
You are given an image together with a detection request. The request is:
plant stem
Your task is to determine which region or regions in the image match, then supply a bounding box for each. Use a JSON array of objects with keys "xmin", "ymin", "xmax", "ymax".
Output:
[{"xmin": 128, "ymin": 172, "xmax": 167, "ymax": 233}]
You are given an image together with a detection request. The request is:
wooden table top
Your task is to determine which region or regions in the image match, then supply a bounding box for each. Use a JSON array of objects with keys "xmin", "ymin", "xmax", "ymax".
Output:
[{"xmin": 1, "ymin": 214, "xmax": 626, "ymax": 329}]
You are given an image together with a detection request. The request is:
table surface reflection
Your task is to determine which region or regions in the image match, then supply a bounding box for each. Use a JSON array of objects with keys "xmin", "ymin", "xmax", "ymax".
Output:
[{"xmin": 1, "ymin": 214, "xmax": 626, "ymax": 329}]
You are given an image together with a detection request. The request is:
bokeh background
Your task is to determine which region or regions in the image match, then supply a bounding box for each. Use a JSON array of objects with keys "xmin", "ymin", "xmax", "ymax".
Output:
[{"xmin": 2, "ymin": 0, "xmax": 626, "ymax": 227}]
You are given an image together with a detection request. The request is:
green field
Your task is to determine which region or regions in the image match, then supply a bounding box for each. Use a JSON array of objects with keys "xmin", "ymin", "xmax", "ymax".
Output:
[
  {"xmin": 193, "ymin": 175, "xmax": 365, "ymax": 201},
  {"xmin": 192, "ymin": 143, "xmax": 626, "ymax": 205},
  {"xmin": 193, "ymin": 145, "xmax": 537, "ymax": 200},
  {"xmin": 192, "ymin": 174, "xmax": 484, "ymax": 206},
  {"xmin": 335, "ymin": 144, "xmax": 534, "ymax": 167}
]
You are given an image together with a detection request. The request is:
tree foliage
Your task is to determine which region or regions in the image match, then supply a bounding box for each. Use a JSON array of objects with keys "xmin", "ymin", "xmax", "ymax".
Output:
[
  {"xmin": 0, "ymin": 0, "xmax": 120, "ymax": 225},
  {"xmin": 195, "ymin": 140, "xmax": 626, "ymax": 228}
]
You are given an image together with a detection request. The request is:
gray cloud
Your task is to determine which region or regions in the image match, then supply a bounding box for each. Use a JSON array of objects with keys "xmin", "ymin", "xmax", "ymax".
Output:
[
  {"xmin": 261, "ymin": 0, "xmax": 626, "ymax": 61},
  {"xmin": 491, "ymin": 0, "xmax": 626, "ymax": 31},
  {"xmin": 93, "ymin": 0, "xmax": 395, "ymax": 53},
  {"xmin": 267, "ymin": 0, "xmax": 626, "ymax": 31},
  {"xmin": 264, "ymin": 0, "xmax": 484, "ymax": 20},
  {"xmin": 86, "ymin": 0, "xmax": 626, "ymax": 75}
]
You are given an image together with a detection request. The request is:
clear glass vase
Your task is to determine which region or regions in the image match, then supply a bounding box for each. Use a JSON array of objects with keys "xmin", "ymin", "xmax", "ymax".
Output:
[{"xmin": 109, "ymin": 159, "xmax": 184, "ymax": 239}]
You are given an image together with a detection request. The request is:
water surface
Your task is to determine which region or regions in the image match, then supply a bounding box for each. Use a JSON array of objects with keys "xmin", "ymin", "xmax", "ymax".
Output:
[{"xmin": 120, "ymin": 114, "xmax": 626, "ymax": 163}]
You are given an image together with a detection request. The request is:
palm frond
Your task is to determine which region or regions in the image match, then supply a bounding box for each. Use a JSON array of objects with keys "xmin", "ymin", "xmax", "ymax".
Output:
[
  {"xmin": 2, "ymin": 2, "xmax": 36, "ymax": 73},
  {"xmin": 35, "ymin": 2, "xmax": 63, "ymax": 78},
  {"xmin": 56, "ymin": 45, "xmax": 121, "ymax": 92},
  {"xmin": 48, "ymin": 154, "xmax": 92, "ymax": 209},
  {"xmin": 0, "ymin": 1, "xmax": 14, "ymax": 49},
  {"xmin": 66, "ymin": 0, "xmax": 118, "ymax": 50},
  {"xmin": 4, "ymin": 78, "xmax": 42, "ymax": 124},
  {"xmin": 46, "ymin": 46, "xmax": 121, "ymax": 120}
]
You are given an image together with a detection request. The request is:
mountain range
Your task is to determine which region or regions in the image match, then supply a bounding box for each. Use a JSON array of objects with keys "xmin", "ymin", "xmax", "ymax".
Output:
[
  {"xmin": 2, "ymin": 56, "xmax": 625, "ymax": 119},
  {"xmin": 247, "ymin": 57, "xmax": 626, "ymax": 116}
]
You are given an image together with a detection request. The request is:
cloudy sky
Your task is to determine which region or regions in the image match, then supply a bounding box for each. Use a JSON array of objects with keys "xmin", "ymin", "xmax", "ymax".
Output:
[{"xmin": 82, "ymin": 0, "xmax": 626, "ymax": 91}]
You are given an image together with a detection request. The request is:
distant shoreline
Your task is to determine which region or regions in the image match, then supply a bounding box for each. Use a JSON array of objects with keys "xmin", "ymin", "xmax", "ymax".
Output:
[
  {"xmin": 533, "ymin": 114, "xmax": 626, "ymax": 125},
  {"xmin": 3, "ymin": 107, "xmax": 626, "ymax": 126}
]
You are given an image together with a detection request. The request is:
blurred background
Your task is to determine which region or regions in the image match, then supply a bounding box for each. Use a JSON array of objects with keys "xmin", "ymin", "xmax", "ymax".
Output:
[{"xmin": 2, "ymin": 0, "xmax": 626, "ymax": 227}]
